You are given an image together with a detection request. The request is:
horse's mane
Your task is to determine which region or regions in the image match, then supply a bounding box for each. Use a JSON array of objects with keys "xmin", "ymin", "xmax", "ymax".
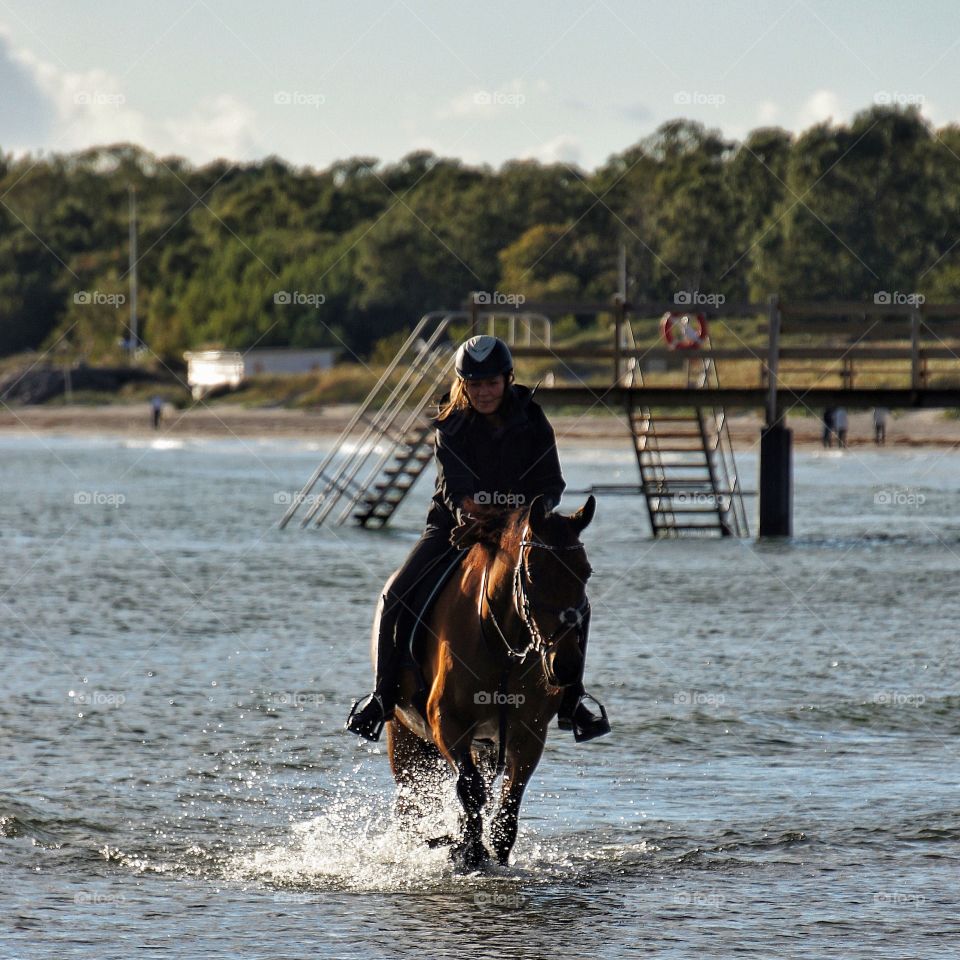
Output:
[
  {"xmin": 456, "ymin": 504, "xmax": 584, "ymax": 578},
  {"xmin": 457, "ymin": 508, "xmax": 526, "ymax": 577}
]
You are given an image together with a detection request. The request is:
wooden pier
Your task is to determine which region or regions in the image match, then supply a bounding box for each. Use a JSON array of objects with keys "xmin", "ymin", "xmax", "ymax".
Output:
[{"xmin": 282, "ymin": 297, "xmax": 960, "ymax": 539}]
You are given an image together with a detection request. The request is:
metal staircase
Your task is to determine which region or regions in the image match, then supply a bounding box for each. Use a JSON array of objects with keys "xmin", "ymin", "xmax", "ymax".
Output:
[
  {"xmin": 624, "ymin": 323, "xmax": 748, "ymax": 537},
  {"xmin": 281, "ymin": 308, "xmax": 557, "ymax": 532},
  {"xmin": 278, "ymin": 312, "xmax": 456, "ymax": 530}
]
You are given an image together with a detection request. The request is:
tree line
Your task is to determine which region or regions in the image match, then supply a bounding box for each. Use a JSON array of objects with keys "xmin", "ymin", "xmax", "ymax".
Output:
[{"xmin": 2, "ymin": 104, "xmax": 959, "ymax": 364}]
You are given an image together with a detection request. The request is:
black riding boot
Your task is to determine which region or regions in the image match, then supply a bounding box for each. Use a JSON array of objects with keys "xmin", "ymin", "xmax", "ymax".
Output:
[
  {"xmin": 345, "ymin": 617, "xmax": 401, "ymax": 742},
  {"xmin": 556, "ymin": 608, "xmax": 611, "ymax": 743}
]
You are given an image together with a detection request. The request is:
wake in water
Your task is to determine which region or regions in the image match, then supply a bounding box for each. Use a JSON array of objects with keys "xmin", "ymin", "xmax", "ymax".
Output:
[{"xmin": 223, "ymin": 768, "xmax": 654, "ymax": 893}]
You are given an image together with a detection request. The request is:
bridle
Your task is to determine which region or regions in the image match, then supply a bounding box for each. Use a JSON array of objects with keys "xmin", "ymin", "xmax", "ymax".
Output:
[{"xmin": 479, "ymin": 529, "xmax": 590, "ymax": 669}]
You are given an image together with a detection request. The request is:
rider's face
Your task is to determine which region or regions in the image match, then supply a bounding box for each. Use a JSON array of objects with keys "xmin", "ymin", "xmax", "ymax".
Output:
[{"xmin": 464, "ymin": 375, "xmax": 506, "ymax": 415}]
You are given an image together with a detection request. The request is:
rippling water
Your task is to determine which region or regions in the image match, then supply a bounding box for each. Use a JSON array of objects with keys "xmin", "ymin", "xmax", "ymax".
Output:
[{"xmin": 2, "ymin": 433, "xmax": 960, "ymax": 958}]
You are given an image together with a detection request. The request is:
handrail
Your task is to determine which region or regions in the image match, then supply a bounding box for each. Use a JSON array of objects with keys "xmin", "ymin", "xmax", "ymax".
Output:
[
  {"xmin": 300, "ymin": 317, "xmax": 454, "ymax": 527},
  {"xmin": 278, "ymin": 310, "xmax": 451, "ymax": 529}
]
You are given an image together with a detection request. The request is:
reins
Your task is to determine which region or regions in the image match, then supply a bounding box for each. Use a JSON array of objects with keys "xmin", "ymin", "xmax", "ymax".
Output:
[{"xmin": 478, "ymin": 532, "xmax": 590, "ymax": 663}]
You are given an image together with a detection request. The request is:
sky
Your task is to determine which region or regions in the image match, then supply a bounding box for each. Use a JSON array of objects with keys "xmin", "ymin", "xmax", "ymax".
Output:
[{"xmin": 0, "ymin": 0, "xmax": 958, "ymax": 171}]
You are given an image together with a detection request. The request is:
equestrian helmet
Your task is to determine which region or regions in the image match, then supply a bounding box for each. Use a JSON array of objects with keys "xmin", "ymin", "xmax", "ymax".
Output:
[{"xmin": 454, "ymin": 335, "xmax": 513, "ymax": 381}]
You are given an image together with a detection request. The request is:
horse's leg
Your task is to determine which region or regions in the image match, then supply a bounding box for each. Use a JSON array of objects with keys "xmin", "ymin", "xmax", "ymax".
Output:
[
  {"xmin": 432, "ymin": 710, "xmax": 489, "ymax": 870},
  {"xmin": 450, "ymin": 746, "xmax": 489, "ymax": 870},
  {"xmin": 490, "ymin": 733, "xmax": 546, "ymax": 865},
  {"xmin": 387, "ymin": 719, "xmax": 446, "ymax": 835}
]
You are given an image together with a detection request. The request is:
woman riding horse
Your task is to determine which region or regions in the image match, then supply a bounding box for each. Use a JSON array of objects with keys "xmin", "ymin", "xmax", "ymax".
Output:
[{"xmin": 346, "ymin": 334, "xmax": 610, "ymax": 743}]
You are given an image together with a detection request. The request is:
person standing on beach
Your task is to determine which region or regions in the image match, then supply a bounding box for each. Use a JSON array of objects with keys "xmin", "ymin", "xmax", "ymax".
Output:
[
  {"xmin": 151, "ymin": 396, "xmax": 163, "ymax": 430},
  {"xmin": 822, "ymin": 408, "xmax": 835, "ymax": 448},
  {"xmin": 873, "ymin": 407, "xmax": 888, "ymax": 445},
  {"xmin": 834, "ymin": 407, "xmax": 849, "ymax": 448}
]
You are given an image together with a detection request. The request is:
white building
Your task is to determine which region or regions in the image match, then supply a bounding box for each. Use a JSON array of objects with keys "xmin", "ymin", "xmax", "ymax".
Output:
[{"xmin": 184, "ymin": 348, "xmax": 337, "ymax": 399}]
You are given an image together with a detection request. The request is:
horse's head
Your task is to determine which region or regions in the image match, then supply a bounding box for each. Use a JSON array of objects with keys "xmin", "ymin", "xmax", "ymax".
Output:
[{"xmin": 517, "ymin": 494, "xmax": 596, "ymax": 688}]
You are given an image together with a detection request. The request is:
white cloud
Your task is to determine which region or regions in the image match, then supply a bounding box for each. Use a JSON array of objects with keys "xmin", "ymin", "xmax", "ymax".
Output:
[
  {"xmin": 797, "ymin": 89, "xmax": 842, "ymax": 130},
  {"xmin": 757, "ymin": 100, "xmax": 780, "ymax": 124},
  {"xmin": 520, "ymin": 134, "xmax": 583, "ymax": 166},
  {"xmin": 0, "ymin": 24, "xmax": 260, "ymax": 163}
]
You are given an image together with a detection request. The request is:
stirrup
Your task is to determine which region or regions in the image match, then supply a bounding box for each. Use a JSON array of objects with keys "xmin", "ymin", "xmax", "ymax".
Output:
[
  {"xmin": 559, "ymin": 694, "xmax": 610, "ymax": 743},
  {"xmin": 345, "ymin": 693, "xmax": 390, "ymax": 741}
]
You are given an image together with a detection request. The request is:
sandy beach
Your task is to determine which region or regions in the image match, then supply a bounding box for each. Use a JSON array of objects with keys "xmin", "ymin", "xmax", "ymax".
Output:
[{"xmin": 1, "ymin": 402, "xmax": 959, "ymax": 449}]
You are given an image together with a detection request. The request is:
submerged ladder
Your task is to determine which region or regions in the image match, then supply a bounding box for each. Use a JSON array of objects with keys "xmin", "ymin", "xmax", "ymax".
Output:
[
  {"xmin": 624, "ymin": 323, "xmax": 748, "ymax": 537},
  {"xmin": 279, "ymin": 312, "xmax": 456, "ymax": 530}
]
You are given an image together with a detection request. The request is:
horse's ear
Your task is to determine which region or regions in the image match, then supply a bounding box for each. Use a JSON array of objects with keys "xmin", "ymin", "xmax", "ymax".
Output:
[
  {"xmin": 569, "ymin": 495, "xmax": 596, "ymax": 535},
  {"xmin": 528, "ymin": 494, "xmax": 550, "ymax": 535}
]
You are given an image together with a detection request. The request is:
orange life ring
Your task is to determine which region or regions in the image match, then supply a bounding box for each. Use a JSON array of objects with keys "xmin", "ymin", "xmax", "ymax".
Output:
[{"xmin": 661, "ymin": 311, "xmax": 708, "ymax": 350}]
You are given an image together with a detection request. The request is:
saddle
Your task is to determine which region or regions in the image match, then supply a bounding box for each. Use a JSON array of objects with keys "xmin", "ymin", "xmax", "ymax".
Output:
[{"xmin": 394, "ymin": 547, "xmax": 468, "ymax": 718}]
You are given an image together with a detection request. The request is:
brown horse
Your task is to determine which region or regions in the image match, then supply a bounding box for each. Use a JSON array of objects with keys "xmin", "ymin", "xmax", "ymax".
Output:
[{"xmin": 382, "ymin": 494, "xmax": 596, "ymax": 871}]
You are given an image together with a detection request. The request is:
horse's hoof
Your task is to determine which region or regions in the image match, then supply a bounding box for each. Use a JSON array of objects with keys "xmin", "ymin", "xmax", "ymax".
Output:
[{"xmin": 450, "ymin": 841, "xmax": 490, "ymax": 873}]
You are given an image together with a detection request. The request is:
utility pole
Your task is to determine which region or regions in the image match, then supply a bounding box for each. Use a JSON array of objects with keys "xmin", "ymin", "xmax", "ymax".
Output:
[{"xmin": 128, "ymin": 185, "xmax": 138, "ymax": 357}]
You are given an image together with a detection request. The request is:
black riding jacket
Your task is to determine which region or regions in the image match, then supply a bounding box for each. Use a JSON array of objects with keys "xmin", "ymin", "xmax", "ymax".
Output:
[{"xmin": 427, "ymin": 384, "xmax": 565, "ymax": 530}]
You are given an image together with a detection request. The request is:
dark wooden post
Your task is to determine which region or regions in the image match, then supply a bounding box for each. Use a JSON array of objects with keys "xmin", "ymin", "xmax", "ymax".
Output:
[
  {"xmin": 760, "ymin": 294, "xmax": 792, "ymax": 537},
  {"xmin": 613, "ymin": 298, "xmax": 625, "ymax": 385}
]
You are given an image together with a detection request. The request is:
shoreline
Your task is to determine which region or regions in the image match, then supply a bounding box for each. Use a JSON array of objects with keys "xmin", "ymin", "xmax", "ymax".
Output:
[{"xmin": 1, "ymin": 403, "xmax": 959, "ymax": 449}]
